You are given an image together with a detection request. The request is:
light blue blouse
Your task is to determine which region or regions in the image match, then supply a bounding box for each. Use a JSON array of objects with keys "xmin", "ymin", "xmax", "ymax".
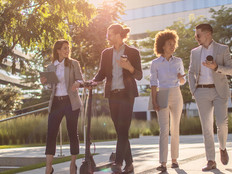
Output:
[{"xmin": 150, "ymin": 56, "xmax": 185, "ymax": 88}]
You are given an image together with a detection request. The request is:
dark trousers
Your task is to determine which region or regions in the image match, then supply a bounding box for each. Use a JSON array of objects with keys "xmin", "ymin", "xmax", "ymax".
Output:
[
  {"xmin": 45, "ymin": 96, "xmax": 80, "ymax": 155},
  {"xmin": 109, "ymin": 91, "xmax": 134, "ymax": 166}
]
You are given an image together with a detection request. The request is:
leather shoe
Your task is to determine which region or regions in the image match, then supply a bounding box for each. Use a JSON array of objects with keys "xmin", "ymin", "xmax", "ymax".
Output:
[
  {"xmin": 171, "ymin": 163, "xmax": 179, "ymax": 168},
  {"xmin": 156, "ymin": 165, "xmax": 167, "ymax": 172},
  {"xmin": 220, "ymin": 148, "xmax": 229, "ymax": 165},
  {"xmin": 111, "ymin": 163, "xmax": 122, "ymax": 173},
  {"xmin": 202, "ymin": 161, "xmax": 216, "ymax": 171},
  {"xmin": 122, "ymin": 163, "xmax": 134, "ymax": 174}
]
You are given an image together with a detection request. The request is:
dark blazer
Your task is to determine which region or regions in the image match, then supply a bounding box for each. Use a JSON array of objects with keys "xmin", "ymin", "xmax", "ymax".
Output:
[{"xmin": 93, "ymin": 44, "xmax": 143, "ymax": 98}]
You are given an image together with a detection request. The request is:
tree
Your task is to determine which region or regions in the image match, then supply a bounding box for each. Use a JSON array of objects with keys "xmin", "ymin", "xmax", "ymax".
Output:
[
  {"xmin": 209, "ymin": 6, "xmax": 232, "ymax": 87},
  {"xmin": 70, "ymin": 0, "xmax": 125, "ymax": 116},
  {"xmin": 71, "ymin": 0, "xmax": 125, "ymax": 80},
  {"xmin": 0, "ymin": 84, "xmax": 23, "ymax": 113},
  {"xmin": 0, "ymin": 0, "xmax": 94, "ymax": 73}
]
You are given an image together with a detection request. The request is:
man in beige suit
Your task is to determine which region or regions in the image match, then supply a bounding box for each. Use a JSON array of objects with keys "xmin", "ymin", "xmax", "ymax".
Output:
[{"xmin": 188, "ymin": 24, "xmax": 232, "ymax": 171}]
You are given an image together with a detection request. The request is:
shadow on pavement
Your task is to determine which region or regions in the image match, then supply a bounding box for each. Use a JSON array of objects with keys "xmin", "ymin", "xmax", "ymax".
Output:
[{"xmin": 174, "ymin": 168, "xmax": 188, "ymax": 174}]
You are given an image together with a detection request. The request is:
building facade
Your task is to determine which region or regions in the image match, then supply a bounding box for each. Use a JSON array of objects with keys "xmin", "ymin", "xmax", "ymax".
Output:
[{"xmin": 122, "ymin": 0, "xmax": 232, "ymax": 39}]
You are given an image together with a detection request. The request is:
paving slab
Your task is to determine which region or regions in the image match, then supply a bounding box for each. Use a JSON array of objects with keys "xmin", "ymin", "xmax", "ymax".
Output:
[{"xmin": 0, "ymin": 134, "xmax": 231, "ymax": 174}]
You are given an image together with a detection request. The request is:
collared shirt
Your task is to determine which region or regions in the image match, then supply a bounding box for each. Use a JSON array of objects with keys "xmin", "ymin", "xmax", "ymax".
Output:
[
  {"xmin": 198, "ymin": 42, "xmax": 214, "ymax": 84},
  {"xmin": 54, "ymin": 59, "xmax": 68, "ymax": 96},
  {"xmin": 150, "ymin": 56, "xmax": 185, "ymax": 88},
  {"xmin": 111, "ymin": 44, "xmax": 125, "ymax": 90}
]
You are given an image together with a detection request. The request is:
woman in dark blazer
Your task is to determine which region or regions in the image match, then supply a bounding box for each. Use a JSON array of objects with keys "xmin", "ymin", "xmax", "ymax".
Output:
[{"xmin": 40, "ymin": 39, "xmax": 83, "ymax": 174}]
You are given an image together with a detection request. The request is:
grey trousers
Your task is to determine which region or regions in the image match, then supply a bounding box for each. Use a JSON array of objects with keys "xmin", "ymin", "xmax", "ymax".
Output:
[
  {"xmin": 157, "ymin": 87, "xmax": 183, "ymax": 163},
  {"xmin": 194, "ymin": 88, "xmax": 228, "ymax": 161}
]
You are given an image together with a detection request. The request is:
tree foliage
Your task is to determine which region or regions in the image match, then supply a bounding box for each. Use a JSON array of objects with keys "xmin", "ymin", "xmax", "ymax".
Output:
[
  {"xmin": 209, "ymin": 6, "xmax": 232, "ymax": 87},
  {"xmin": 209, "ymin": 6, "xmax": 232, "ymax": 52},
  {"xmin": 71, "ymin": 0, "xmax": 125, "ymax": 80},
  {"xmin": 0, "ymin": 84, "xmax": 23, "ymax": 113},
  {"xmin": 0, "ymin": 0, "xmax": 94, "ymax": 73}
]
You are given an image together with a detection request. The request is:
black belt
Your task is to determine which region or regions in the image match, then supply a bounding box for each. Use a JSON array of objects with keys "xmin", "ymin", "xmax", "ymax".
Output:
[
  {"xmin": 54, "ymin": 95, "xmax": 69, "ymax": 100},
  {"xmin": 197, "ymin": 84, "xmax": 215, "ymax": 88},
  {"xmin": 111, "ymin": 89, "xmax": 126, "ymax": 94}
]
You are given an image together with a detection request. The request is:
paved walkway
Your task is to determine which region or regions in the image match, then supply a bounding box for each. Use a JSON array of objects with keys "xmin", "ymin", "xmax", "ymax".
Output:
[{"xmin": 0, "ymin": 135, "xmax": 232, "ymax": 174}]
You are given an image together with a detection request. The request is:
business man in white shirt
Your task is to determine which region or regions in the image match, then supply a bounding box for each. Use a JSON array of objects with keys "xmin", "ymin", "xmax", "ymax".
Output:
[{"xmin": 188, "ymin": 24, "xmax": 232, "ymax": 171}]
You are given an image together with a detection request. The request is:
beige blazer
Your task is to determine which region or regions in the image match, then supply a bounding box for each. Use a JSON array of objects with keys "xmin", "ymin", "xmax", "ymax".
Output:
[
  {"xmin": 188, "ymin": 41, "xmax": 232, "ymax": 99},
  {"xmin": 46, "ymin": 58, "xmax": 83, "ymax": 113}
]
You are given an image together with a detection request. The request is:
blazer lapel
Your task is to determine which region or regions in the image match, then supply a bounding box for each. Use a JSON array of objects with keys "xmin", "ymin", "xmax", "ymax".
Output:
[
  {"xmin": 65, "ymin": 65, "xmax": 69, "ymax": 90},
  {"xmin": 124, "ymin": 44, "xmax": 129, "ymax": 56},
  {"xmin": 212, "ymin": 41, "xmax": 219, "ymax": 61},
  {"xmin": 108, "ymin": 48, "xmax": 113, "ymax": 77},
  {"xmin": 196, "ymin": 47, "xmax": 202, "ymax": 74},
  {"xmin": 123, "ymin": 45, "xmax": 130, "ymax": 75}
]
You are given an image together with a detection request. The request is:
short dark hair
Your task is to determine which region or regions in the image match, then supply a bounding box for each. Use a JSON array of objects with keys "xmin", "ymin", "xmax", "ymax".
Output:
[
  {"xmin": 108, "ymin": 23, "xmax": 130, "ymax": 39},
  {"xmin": 154, "ymin": 29, "xmax": 179, "ymax": 56},
  {"xmin": 196, "ymin": 24, "xmax": 213, "ymax": 33}
]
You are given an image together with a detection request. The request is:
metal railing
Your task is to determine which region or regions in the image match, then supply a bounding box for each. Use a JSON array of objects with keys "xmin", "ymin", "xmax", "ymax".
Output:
[
  {"xmin": 0, "ymin": 101, "xmax": 49, "ymax": 117},
  {"xmin": 0, "ymin": 106, "xmax": 48, "ymax": 123},
  {"xmin": 0, "ymin": 90, "xmax": 89, "ymax": 157}
]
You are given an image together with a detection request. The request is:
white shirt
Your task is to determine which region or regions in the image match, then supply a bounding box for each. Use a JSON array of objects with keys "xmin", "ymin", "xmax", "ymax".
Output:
[
  {"xmin": 198, "ymin": 42, "xmax": 214, "ymax": 84},
  {"xmin": 150, "ymin": 56, "xmax": 185, "ymax": 88},
  {"xmin": 54, "ymin": 59, "xmax": 68, "ymax": 96},
  {"xmin": 111, "ymin": 44, "xmax": 125, "ymax": 90}
]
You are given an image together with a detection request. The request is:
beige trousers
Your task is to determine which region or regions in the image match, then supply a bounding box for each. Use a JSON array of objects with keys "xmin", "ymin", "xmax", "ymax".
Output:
[
  {"xmin": 194, "ymin": 88, "xmax": 228, "ymax": 161},
  {"xmin": 157, "ymin": 87, "xmax": 183, "ymax": 163}
]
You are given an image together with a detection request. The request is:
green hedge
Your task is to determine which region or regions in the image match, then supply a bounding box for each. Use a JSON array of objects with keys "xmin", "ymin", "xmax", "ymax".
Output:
[{"xmin": 0, "ymin": 113, "xmax": 232, "ymax": 145}]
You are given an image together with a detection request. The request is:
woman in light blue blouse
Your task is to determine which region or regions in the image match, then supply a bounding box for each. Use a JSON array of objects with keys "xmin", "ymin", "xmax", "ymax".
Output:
[{"xmin": 150, "ymin": 30, "xmax": 186, "ymax": 172}]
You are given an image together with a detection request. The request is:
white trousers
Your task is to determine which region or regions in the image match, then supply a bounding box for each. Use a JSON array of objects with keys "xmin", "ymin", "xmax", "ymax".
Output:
[
  {"xmin": 157, "ymin": 87, "xmax": 183, "ymax": 163},
  {"xmin": 194, "ymin": 88, "xmax": 228, "ymax": 161}
]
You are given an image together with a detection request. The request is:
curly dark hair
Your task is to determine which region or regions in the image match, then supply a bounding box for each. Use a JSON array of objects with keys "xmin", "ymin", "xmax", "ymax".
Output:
[{"xmin": 154, "ymin": 29, "xmax": 179, "ymax": 56}]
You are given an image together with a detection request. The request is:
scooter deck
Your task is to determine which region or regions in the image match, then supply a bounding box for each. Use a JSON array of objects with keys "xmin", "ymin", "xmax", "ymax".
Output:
[{"xmin": 94, "ymin": 161, "xmax": 114, "ymax": 171}]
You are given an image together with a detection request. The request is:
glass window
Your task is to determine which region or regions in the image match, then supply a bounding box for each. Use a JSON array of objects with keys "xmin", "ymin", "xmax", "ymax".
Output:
[
  {"xmin": 122, "ymin": 10, "xmax": 133, "ymax": 21},
  {"xmin": 133, "ymin": 8, "xmax": 144, "ymax": 19},
  {"xmin": 163, "ymin": 3, "xmax": 173, "ymax": 14},
  {"xmin": 184, "ymin": 0, "xmax": 194, "ymax": 11},
  {"xmin": 144, "ymin": 6, "xmax": 153, "ymax": 18},
  {"xmin": 174, "ymin": 0, "xmax": 184, "ymax": 13},
  {"xmin": 152, "ymin": 4, "xmax": 163, "ymax": 16},
  {"xmin": 204, "ymin": 0, "xmax": 210, "ymax": 8},
  {"xmin": 219, "ymin": 0, "xmax": 227, "ymax": 5},
  {"xmin": 121, "ymin": 0, "xmax": 232, "ymax": 21},
  {"xmin": 194, "ymin": 0, "xmax": 204, "ymax": 9},
  {"xmin": 208, "ymin": 0, "xmax": 218, "ymax": 7}
]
